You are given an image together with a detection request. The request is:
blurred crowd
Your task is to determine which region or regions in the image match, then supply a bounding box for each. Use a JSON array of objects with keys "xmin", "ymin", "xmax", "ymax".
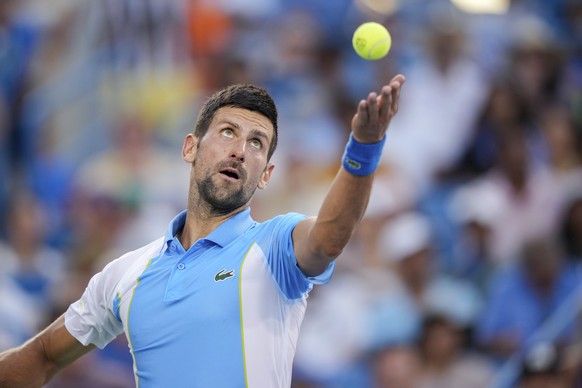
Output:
[{"xmin": 1, "ymin": 0, "xmax": 581, "ymax": 387}]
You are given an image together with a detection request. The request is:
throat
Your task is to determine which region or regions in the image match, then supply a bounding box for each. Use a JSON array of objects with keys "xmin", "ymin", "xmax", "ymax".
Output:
[{"xmin": 178, "ymin": 209, "xmax": 234, "ymax": 250}]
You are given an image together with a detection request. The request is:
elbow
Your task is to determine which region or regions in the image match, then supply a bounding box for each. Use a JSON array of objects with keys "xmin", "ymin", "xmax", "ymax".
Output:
[
  {"xmin": 315, "ymin": 243, "xmax": 344, "ymax": 261},
  {"xmin": 299, "ymin": 243, "xmax": 342, "ymax": 278},
  {"xmin": 37, "ymin": 335, "xmax": 58, "ymax": 376},
  {"xmin": 309, "ymin": 229, "xmax": 350, "ymax": 260}
]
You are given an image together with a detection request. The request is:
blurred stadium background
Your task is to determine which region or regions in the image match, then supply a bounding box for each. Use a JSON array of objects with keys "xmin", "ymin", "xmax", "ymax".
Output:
[{"xmin": 1, "ymin": 0, "xmax": 581, "ymax": 386}]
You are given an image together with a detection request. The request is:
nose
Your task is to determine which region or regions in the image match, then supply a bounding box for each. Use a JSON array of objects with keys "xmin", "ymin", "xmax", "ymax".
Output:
[{"xmin": 230, "ymin": 139, "xmax": 246, "ymax": 162}]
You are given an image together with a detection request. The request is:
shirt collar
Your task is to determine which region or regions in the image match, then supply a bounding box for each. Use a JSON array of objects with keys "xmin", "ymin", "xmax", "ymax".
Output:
[{"xmin": 164, "ymin": 208, "xmax": 255, "ymax": 248}]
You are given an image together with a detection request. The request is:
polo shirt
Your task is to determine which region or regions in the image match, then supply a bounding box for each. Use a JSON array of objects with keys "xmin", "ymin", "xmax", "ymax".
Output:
[{"xmin": 64, "ymin": 208, "xmax": 334, "ymax": 387}]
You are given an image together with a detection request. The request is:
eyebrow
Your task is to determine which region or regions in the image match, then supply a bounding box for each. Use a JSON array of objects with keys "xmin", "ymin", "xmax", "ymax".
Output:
[{"xmin": 221, "ymin": 120, "xmax": 241, "ymax": 130}]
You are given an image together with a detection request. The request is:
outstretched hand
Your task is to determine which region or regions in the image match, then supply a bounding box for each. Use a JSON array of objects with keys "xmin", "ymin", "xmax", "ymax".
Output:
[{"xmin": 351, "ymin": 74, "xmax": 405, "ymax": 143}]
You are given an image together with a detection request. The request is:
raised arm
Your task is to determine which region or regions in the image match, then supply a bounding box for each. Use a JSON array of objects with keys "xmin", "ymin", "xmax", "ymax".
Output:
[
  {"xmin": 0, "ymin": 315, "xmax": 94, "ymax": 387},
  {"xmin": 293, "ymin": 74, "xmax": 405, "ymax": 276}
]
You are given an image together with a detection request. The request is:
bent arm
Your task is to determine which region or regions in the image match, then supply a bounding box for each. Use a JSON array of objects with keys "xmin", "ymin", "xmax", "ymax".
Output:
[
  {"xmin": 0, "ymin": 315, "xmax": 94, "ymax": 387},
  {"xmin": 293, "ymin": 75, "xmax": 405, "ymax": 276},
  {"xmin": 293, "ymin": 170, "xmax": 374, "ymax": 276}
]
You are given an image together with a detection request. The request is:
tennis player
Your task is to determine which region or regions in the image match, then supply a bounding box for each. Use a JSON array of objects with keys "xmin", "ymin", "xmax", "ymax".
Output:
[{"xmin": 0, "ymin": 74, "xmax": 404, "ymax": 387}]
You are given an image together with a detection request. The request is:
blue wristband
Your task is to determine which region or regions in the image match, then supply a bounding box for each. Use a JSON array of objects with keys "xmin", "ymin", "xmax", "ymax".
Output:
[{"xmin": 342, "ymin": 134, "xmax": 386, "ymax": 176}]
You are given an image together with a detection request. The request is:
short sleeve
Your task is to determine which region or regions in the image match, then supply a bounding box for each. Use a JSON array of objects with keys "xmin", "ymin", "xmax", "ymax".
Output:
[
  {"xmin": 263, "ymin": 213, "xmax": 335, "ymax": 300},
  {"xmin": 64, "ymin": 263, "xmax": 124, "ymax": 349}
]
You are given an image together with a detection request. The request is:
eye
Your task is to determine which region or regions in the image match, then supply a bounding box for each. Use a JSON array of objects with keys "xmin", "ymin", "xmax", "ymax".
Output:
[
  {"xmin": 250, "ymin": 139, "xmax": 262, "ymax": 149},
  {"xmin": 222, "ymin": 128, "xmax": 234, "ymax": 138}
]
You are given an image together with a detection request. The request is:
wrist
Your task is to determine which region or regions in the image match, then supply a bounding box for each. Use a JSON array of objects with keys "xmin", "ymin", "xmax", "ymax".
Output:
[
  {"xmin": 352, "ymin": 133, "xmax": 384, "ymax": 144},
  {"xmin": 342, "ymin": 133, "xmax": 386, "ymax": 176}
]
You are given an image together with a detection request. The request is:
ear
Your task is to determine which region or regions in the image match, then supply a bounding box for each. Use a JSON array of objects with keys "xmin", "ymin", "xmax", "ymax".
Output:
[
  {"xmin": 182, "ymin": 134, "xmax": 198, "ymax": 164},
  {"xmin": 257, "ymin": 163, "xmax": 275, "ymax": 190}
]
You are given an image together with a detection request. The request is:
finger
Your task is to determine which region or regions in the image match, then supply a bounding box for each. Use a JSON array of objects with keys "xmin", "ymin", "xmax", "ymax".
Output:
[
  {"xmin": 390, "ymin": 85, "xmax": 398, "ymax": 115},
  {"xmin": 378, "ymin": 85, "xmax": 392, "ymax": 122},
  {"xmin": 389, "ymin": 76, "xmax": 404, "ymax": 115},
  {"xmin": 393, "ymin": 82, "xmax": 403, "ymax": 115},
  {"xmin": 390, "ymin": 74, "xmax": 406, "ymax": 85},
  {"xmin": 367, "ymin": 92, "xmax": 378, "ymax": 124},
  {"xmin": 356, "ymin": 99, "xmax": 368, "ymax": 124}
]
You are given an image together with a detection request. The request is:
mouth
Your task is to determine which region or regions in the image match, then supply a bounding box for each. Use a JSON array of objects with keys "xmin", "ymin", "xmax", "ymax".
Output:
[{"xmin": 219, "ymin": 167, "xmax": 241, "ymax": 181}]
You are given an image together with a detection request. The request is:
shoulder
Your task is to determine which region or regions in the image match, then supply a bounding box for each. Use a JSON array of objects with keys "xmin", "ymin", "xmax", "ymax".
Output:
[
  {"xmin": 255, "ymin": 212, "xmax": 308, "ymax": 231},
  {"xmin": 76, "ymin": 237, "xmax": 166, "ymax": 311},
  {"xmin": 247, "ymin": 212, "xmax": 309, "ymax": 246},
  {"xmin": 99, "ymin": 237, "xmax": 165, "ymax": 285}
]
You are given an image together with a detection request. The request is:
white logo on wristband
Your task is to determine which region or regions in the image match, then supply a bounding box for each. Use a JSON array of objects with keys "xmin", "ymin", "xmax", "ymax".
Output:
[{"xmin": 345, "ymin": 159, "xmax": 361, "ymax": 170}]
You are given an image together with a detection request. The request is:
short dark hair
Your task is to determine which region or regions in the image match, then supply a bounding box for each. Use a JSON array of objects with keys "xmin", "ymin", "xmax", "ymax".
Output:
[{"xmin": 194, "ymin": 84, "xmax": 278, "ymax": 160}]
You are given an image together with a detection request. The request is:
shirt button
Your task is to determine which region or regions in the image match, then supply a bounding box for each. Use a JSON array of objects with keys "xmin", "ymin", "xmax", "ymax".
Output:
[{"xmin": 177, "ymin": 263, "xmax": 185, "ymax": 270}]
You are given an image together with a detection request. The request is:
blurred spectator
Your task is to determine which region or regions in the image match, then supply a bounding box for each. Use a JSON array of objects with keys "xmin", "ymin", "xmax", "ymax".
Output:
[
  {"xmin": 0, "ymin": 0, "xmax": 39, "ymax": 153},
  {"xmin": 26, "ymin": 123, "xmax": 77, "ymax": 248},
  {"xmin": 97, "ymin": 0, "xmax": 189, "ymax": 68},
  {"xmin": 453, "ymin": 129, "xmax": 562, "ymax": 264},
  {"xmin": 448, "ymin": 184, "xmax": 501, "ymax": 290},
  {"xmin": 417, "ymin": 314, "xmax": 493, "ymax": 388},
  {"xmin": 376, "ymin": 212, "xmax": 482, "ymax": 328},
  {"xmin": 0, "ymin": 95, "xmax": 9, "ymax": 231},
  {"xmin": 18, "ymin": 3, "xmax": 83, "ymax": 249},
  {"xmin": 560, "ymin": 193, "xmax": 582, "ymax": 262},
  {"xmin": 71, "ymin": 114, "xmax": 188, "ymax": 264},
  {"xmin": 292, "ymin": 215, "xmax": 425, "ymax": 386},
  {"xmin": 359, "ymin": 170, "xmax": 419, "ymax": 267},
  {"xmin": 539, "ymin": 104, "xmax": 582, "ymax": 203},
  {"xmin": 476, "ymin": 238, "xmax": 582, "ymax": 361},
  {"xmin": 65, "ymin": 194, "xmax": 128, "ymax": 281},
  {"xmin": 0, "ymin": 191, "xmax": 67, "ymax": 347},
  {"xmin": 266, "ymin": 9, "xmax": 346, "ymax": 177},
  {"xmin": 508, "ymin": 16, "xmax": 565, "ymax": 118},
  {"xmin": 292, "ymin": 259, "xmax": 394, "ymax": 386},
  {"xmin": 73, "ymin": 115, "xmax": 188, "ymax": 208},
  {"xmin": 0, "ymin": 276, "xmax": 39, "ymax": 350},
  {"xmin": 186, "ymin": 0, "xmax": 234, "ymax": 90},
  {"xmin": 378, "ymin": 6, "xmax": 491, "ymax": 272},
  {"xmin": 562, "ymin": 0, "xmax": 582, "ymax": 131},
  {"xmin": 371, "ymin": 345, "xmax": 421, "ymax": 388},
  {"xmin": 383, "ymin": 6, "xmax": 488, "ymax": 190},
  {"xmin": 452, "ymin": 81, "xmax": 531, "ymax": 178},
  {"xmin": 0, "ymin": 0, "xmax": 40, "ymax": 221},
  {"xmin": 516, "ymin": 342, "xmax": 568, "ymax": 388}
]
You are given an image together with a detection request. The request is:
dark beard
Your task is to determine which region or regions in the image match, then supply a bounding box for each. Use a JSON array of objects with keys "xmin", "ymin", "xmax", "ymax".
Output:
[{"xmin": 196, "ymin": 174, "xmax": 256, "ymax": 215}]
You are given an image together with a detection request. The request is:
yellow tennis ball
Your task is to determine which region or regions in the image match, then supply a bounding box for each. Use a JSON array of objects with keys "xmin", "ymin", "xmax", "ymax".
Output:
[{"xmin": 352, "ymin": 22, "xmax": 392, "ymax": 60}]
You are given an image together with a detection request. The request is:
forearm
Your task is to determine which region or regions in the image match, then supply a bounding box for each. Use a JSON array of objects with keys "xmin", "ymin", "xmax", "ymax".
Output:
[
  {"xmin": 0, "ymin": 315, "xmax": 92, "ymax": 387},
  {"xmin": 310, "ymin": 167, "xmax": 374, "ymax": 258},
  {"xmin": 0, "ymin": 337, "xmax": 57, "ymax": 387}
]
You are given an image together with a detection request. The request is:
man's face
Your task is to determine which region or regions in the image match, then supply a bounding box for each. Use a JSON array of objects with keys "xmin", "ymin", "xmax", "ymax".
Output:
[{"xmin": 182, "ymin": 107, "xmax": 275, "ymax": 214}]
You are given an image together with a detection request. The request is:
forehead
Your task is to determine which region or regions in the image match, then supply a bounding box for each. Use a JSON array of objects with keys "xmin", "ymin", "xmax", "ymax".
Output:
[{"xmin": 211, "ymin": 107, "xmax": 274, "ymax": 139}]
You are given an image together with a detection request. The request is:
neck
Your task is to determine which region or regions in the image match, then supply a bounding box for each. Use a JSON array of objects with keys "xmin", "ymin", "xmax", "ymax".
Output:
[
  {"xmin": 178, "ymin": 192, "xmax": 249, "ymax": 250},
  {"xmin": 177, "ymin": 213, "xmax": 227, "ymax": 251}
]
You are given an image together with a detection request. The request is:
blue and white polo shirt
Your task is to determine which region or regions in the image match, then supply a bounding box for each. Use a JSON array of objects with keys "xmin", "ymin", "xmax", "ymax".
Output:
[{"xmin": 64, "ymin": 208, "xmax": 334, "ymax": 387}]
